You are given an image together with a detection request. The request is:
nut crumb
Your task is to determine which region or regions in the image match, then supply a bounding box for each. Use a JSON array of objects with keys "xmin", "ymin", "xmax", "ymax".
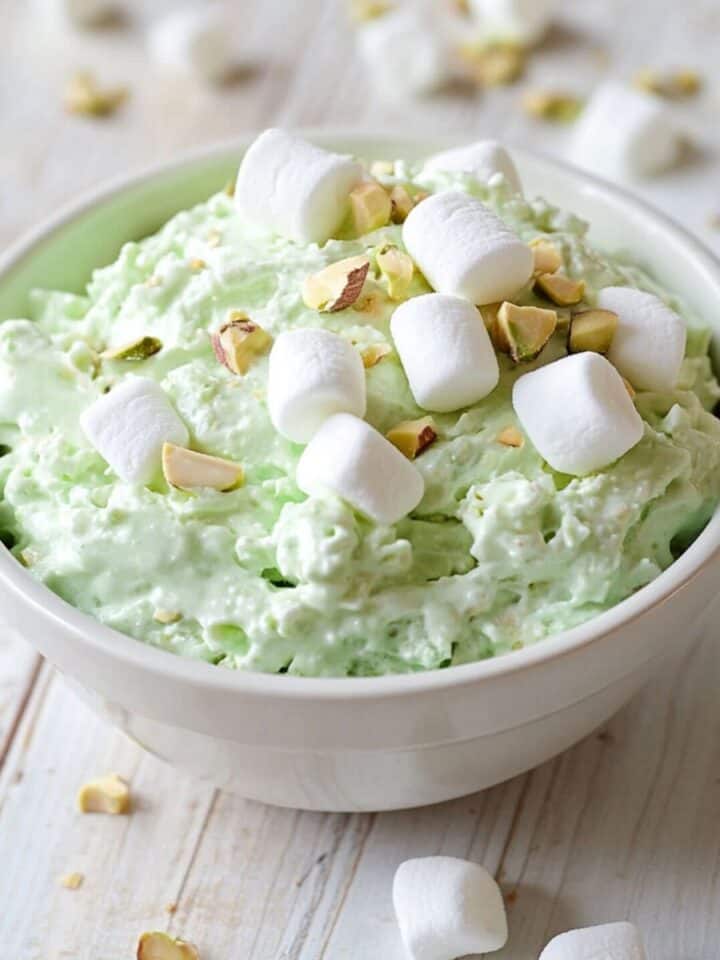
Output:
[
  {"xmin": 165, "ymin": 902, "xmax": 178, "ymax": 915},
  {"xmin": 189, "ymin": 258, "xmax": 207, "ymax": 272},
  {"xmin": 65, "ymin": 71, "xmax": 128, "ymax": 118},
  {"xmin": 77, "ymin": 773, "xmax": 130, "ymax": 815},
  {"xmin": 207, "ymin": 230, "xmax": 222, "ymax": 248},
  {"xmin": 634, "ymin": 67, "xmax": 702, "ymax": 99},
  {"xmin": 153, "ymin": 609, "xmax": 182, "ymax": 625},
  {"xmin": 497, "ymin": 426, "xmax": 524, "ymax": 448},
  {"xmin": 60, "ymin": 872, "xmax": 84, "ymax": 890},
  {"xmin": 137, "ymin": 931, "xmax": 200, "ymax": 960},
  {"xmin": 522, "ymin": 89, "xmax": 583, "ymax": 123}
]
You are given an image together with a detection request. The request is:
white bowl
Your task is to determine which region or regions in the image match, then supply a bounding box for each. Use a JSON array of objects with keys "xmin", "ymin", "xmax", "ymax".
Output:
[{"xmin": 1, "ymin": 133, "xmax": 719, "ymax": 812}]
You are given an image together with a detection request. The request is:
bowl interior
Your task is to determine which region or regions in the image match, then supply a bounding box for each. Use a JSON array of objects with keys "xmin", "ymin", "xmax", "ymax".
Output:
[{"xmin": 1, "ymin": 132, "xmax": 720, "ymax": 693}]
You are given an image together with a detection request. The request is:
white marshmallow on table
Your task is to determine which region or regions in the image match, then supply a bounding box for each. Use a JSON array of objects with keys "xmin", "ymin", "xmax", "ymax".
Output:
[
  {"xmin": 512, "ymin": 352, "xmax": 644, "ymax": 475},
  {"xmin": 403, "ymin": 191, "xmax": 533, "ymax": 305},
  {"xmin": 598, "ymin": 286, "xmax": 686, "ymax": 392},
  {"xmin": 356, "ymin": 6, "xmax": 454, "ymax": 100},
  {"xmin": 148, "ymin": 5, "xmax": 238, "ymax": 84},
  {"xmin": 296, "ymin": 413, "xmax": 424, "ymax": 525},
  {"xmin": 391, "ymin": 293, "xmax": 499, "ymax": 412},
  {"xmin": 423, "ymin": 140, "xmax": 523, "ymax": 195},
  {"xmin": 267, "ymin": 329, "xmax": 366, "ymax": 444},
  {"xmin": 468, "ymin": 0, "xmax": 559, "ymax": 45},
  {"xmin": 571, "ymin": 83, "xmax": 681, "ymax": 180},
  {"xmin": 539, "ymin": 921, "xmax": 647, "ymax": 960},
  {"xmin": 235, "ymin": 129, "xmax": 363, "ymax": 244},
  {"xmin": 393, "ymin": 856, "xmax": 508, "ymax": 960},
  {"xmin": 80, "ymin": 378, "xmax": 189, "ymax": 485}
]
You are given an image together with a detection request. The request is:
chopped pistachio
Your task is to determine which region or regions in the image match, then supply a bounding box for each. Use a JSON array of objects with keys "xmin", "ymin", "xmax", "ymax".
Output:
[
  {"xmin": 535, "ymin": 272, "xmax": 585, "ymax": 306},
  {"xmin": 360, "ymin": 343, "xmax": 392, "ymax": 368},
  {"xmin": 349, "ymin": 0, "xmax": 392, "ymax": 21},
  {"xmin": 386, "ymin": 416, "xmax": 438, "ymax": 459},
  {"xmin": 634, "ymin": 67, "xmax": 702, "ymax": 99},
  {"xmin": 375, "ymin": 243, "xmax": 414, "ymax": 300},
  {"xmin": 212, "ymin": 315, "xmax": 272, "ymax": 375},
  {"xmin": 302, "ymin": 255, "xmax": 370, "ymax": 312},
  {"xmin": 19, "ymin": 547, "xmax": 39, "ymax": 568},
  {"xmin": 522, "ymin": 89, "xmax": 584, "ymax": 123},
  {"xmin": 136, "ymin": 931, "xmax": 200, "ymax": 960},
  {"xmin": 479, "ymin": 302, "xmax": 505, "ymax": 351},
  {"xmin": 60, "ymin": 872, "xmax": 84, "ymax": 890},
  {"xmin": 223, "ymin": 178, "xmax": 236, "ymax": 197},
  {"xmin": 77, "ymin": 773, "xmax": 130, "ymax": 815},
  {"xmin": 529, "ymin": 238, "xmax": 562, "ymax": 275},
  {"xmin": 207, "ymin": 230, "xmax": 222, "ymax": 248},
  {"xmin": 568, "ymin": 308, "xmax": 618, "ymax": 354},
  {"xmin": 460, "ymin": 40, "xmax": 526, "ymax": 87},
  {"xmin": 102, "ymin": 336, "xmax": 163, "ymax": 362},
  {"xmin": 496, "ymin": 302, "xmax": 557, "ymax": 362},
  {"xmin": 189, "ymin": 258, "xmax": 207, "ymax": 272},
  {"xmin": 497, "ymin": 426, "xmax": 524, "ymax": 448},
  {"xmin": 388, "ymin": 185, "xmax": 416, "ymax": 224},
  {"xmin": 65, "ymin": 71, "xmax": 128, "ymax": 118},
  {"xmin": 153, "ymin": 609, "xmax": 182, "ymax": 625},
  {"xmin": 349, "ymin": 181, "xmax": 392, "ymax": 235},
  {"xmin": 352, "ymin": 291, "xmax": 382, "ymax": 314},
  {"xmin": 370, "ymin": 160, "xmax": 395, "ymax": 179},
  {"xmin": 162, "ymin": 443, "xmax": 244, "ymax": 493}
]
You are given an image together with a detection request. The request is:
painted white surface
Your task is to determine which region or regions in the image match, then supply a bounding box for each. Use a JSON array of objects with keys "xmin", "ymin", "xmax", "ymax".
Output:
[{"xmin": 1, "ymin": 0, "xmax": 720, "ymax": 955}]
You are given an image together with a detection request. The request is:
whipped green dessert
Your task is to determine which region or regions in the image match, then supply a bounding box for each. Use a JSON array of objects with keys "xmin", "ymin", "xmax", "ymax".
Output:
[{"xmin": 1, "ymin": 157, "xmax": 719, "ymax": 676}]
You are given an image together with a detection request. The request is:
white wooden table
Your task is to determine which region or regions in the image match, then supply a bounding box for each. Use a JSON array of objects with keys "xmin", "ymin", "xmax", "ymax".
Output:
[{"xmin": 1, "ymin": 2, "xmax": 720, "ymax": 956}]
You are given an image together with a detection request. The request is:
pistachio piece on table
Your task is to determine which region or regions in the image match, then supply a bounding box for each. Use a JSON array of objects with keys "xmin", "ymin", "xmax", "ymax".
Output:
[
  {"xmin": 375, "ymin": 243, "xmax": 414, "ymax": 300},
  {"xmin": 497, "ymin": 426, "xmax": 524, "ymax": 448},
  {"xmin": 211, "ymin": 314, "xmax": 272, "ymax": 375},
  {"xmin": 65, "ymin": 71, "xmax": 128, "ymax": 118},
  {"xmin": 102, "ymin": 336, "xmax": 163, "ymax": 362},
  {"xmin": 386, "ymin": 416, "xmax": 438, "ymax": 460},
  {"xmin": 460, "ymin": 40, "xmax": 526, "ymax": 87},
  {"xmin": 522, "ymin": 89, "xmax": 583, "ymax": 123},
  {"xmin": 302, "ymin": 255, "xmax": 370, "ymax": 312},
  {"xmin": 529, "ymin": 238, "xmax": 562, "ymax": 276},
  {"xmin": 568, "ymin": 308, "xmax": 618, "ymax": 355},
  {"xmin": 535, "ymin": 272, "xmax": 585, "ymax": 306},
  {"xmin": 77, "ymin": 773, "xmax": 130, "ymax": 815},
  {"xmin": 60, "ymin": 872, "xmax": 84, "ymax": 890},
  {"xmin": 136, "ymin": 931, "xmax": 200, "ymax": 960},
  {"xmin": 162, "ymin": 443, "xmax": 244, "ymax": 492},
  {"xmin": 496, "ymin": 302, "xmax": 558, "ymax": 362},
  {"xmin": 349, "ymin": 181, "xmax": 392, "ymax": 235}
]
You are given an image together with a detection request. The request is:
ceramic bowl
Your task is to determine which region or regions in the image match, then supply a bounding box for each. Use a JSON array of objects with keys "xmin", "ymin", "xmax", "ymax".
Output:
[{"xmin": 1, "ymin": 133, "xmax": 719, "ymax": 811}]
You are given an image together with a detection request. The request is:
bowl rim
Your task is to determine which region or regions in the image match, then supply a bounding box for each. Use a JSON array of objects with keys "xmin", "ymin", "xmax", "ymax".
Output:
[{"xmin": 2, "ymin": 128, "xmax": 720, "ymax": 700}]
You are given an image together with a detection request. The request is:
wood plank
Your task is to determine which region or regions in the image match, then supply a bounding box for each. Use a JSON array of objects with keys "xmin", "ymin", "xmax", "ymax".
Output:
[
  {"xmin": 0, "ymin": 672, "xmax": 216, "ymax": 959},
  {"xmin": 0, "ymin": 627, "xmax": 41, "ymax": 767},
  {"xmin": 495, "ymin": 631, "xmax": 720, "ymax": 959}
]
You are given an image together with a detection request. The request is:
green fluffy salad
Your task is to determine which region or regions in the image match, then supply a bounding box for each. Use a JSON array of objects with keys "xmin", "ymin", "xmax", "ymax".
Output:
[{"xmin": 0, "ymin": 152, "xmax": 718, "ymax": 677}]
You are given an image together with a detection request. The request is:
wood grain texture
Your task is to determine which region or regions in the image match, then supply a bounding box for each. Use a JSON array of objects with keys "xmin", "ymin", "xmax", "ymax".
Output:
[{"xmin": 1, "ymin": 0, "xmax": 719, "ymax": 956}]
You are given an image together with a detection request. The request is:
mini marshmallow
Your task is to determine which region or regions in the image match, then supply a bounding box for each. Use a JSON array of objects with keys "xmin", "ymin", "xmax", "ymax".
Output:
[
  {"xmin": 393, "ymin": 856, "xmax": 508, "ymax": 960},
  {"xmin": 356, "ymin": 6, "xmax": 453, "ymax": 100},
  {"xmin": 512, "ymin": 352, "xmax": 644, "ymax": 475},
  {"xmin": 267, "ymin": 329, "xmax": 366, "ymax": 444},
  {"xmin": 391, "ymin": 293, "xmax": 499, "ymax": 412},
  {"xmin": 402, "ymin": 191, "xmax": 533, "ymax": 305},
  {"xmin": 80, "ymin": 378, "xmax": 189, "ymax": 484},
  {"xmin": 539, "ymin": 922, "xmax": 647, "ymax": 960},
  {"xmin": 147, "ymin": 5, "xmax": 237, "ymax": 83},
  {"xmin": 296, "ymin": 413, "xmax": 424, "ymax": 525},
  {"xmin": 598, "ymin": 286, "xmax": 686, "ymax": 392},
  {"xmin": 235, "ymin": 129, "xmax": 363, "ymax": 244},
  {"xmin": 423, "ymin": 140, "xmax": 522, "ymax": 195},
  {"xmin": 468, "ymin": 0, "xmax": 559, "ymax": 45},
  {"xmin": 571, "ymin": 83, "xmax": 681, "ymax": 179}
]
